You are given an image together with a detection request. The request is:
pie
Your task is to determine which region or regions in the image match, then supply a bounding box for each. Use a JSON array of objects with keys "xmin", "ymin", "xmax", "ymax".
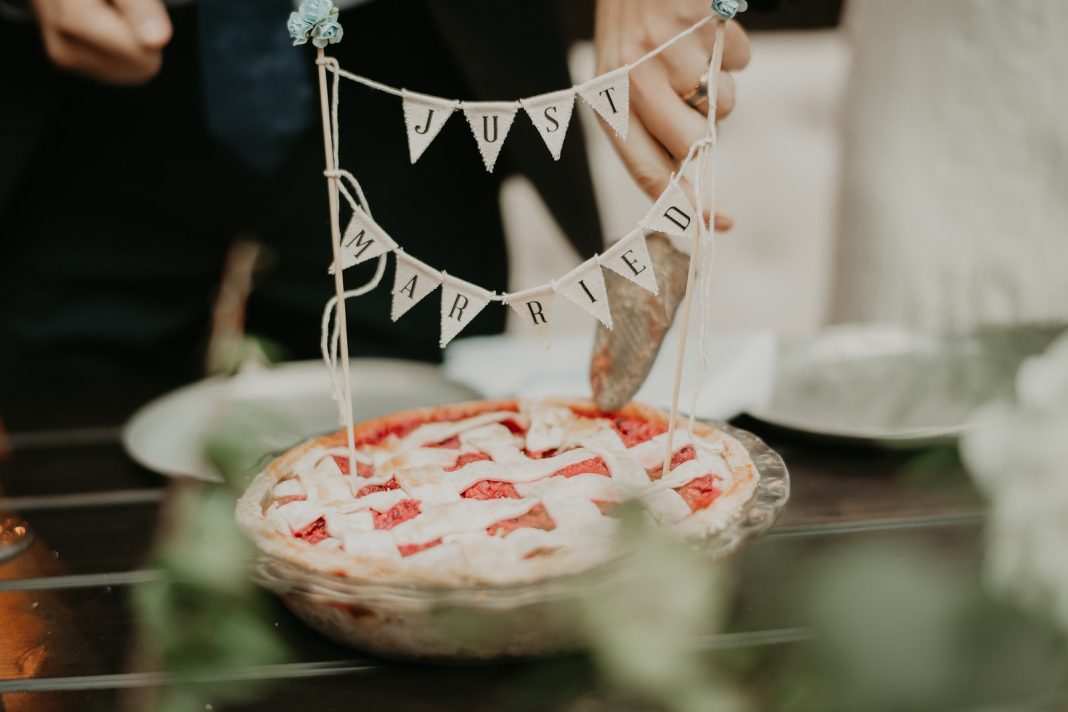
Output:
[{"xmin": 236, "ymin": 399, "xmax": 759, "ymax": 587}]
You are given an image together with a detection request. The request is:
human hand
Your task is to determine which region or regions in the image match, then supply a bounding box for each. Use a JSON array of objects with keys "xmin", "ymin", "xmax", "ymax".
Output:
[
  {"xmin": 31, "ymin": 0, "xmax": 172, "ymax": 85},
  {"xmin": 594, "ymin": 0, "xmax": 750, "ymax": 229}
]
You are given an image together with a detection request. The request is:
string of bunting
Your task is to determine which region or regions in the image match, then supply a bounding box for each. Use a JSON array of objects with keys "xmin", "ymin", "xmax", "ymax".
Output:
[
  {"xmin": 310, "ymin": 5, "xmax": 748, "ymax": 172},
  {"xmin": 289, "ymin": 0, "xmax": 746, "ymax": 470},
  {"xmin": 326, "ymin": 166, "xmax": 704, "ymax": 348}
]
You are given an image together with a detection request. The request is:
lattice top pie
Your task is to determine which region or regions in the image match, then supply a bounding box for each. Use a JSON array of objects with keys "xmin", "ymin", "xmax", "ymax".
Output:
[{"xmin": 236, "ymin": 399, "xmax": 759, "ymax": 586}]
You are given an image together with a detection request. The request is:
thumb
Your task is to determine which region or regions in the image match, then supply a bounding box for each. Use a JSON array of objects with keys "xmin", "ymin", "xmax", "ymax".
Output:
[{"xmin": 113, "ymin": 0, "xmax": 172, "ymax": 49}]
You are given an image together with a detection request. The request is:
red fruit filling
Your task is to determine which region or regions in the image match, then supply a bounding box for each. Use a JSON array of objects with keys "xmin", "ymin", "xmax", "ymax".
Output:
[
  {"xmin": 331, "ymin": 454, "xmax": 374, "ymax": 477},
  {"xmin": 552, "ymin": 456, "xmax": 611, "ymax": 478},
  {"xmin": 398, "ymin": 538, "xmax": 443, "ymax": 557},
  {"xmin": 524, "ymin": 447, "xmax": 559, "ymax": 460},
  {"xmin": 444, "ymin": 450, "xmax": 493, "ymax": 472},
  {"xmin": 428, "ymin": 435, "xmax": 462, "ymax": 449},
  {"xmin": 275, "ymin": 494, "xmax": 307, "ymax": 506},
  {"xmin": 567, "ymin": 408, "xmax": 668, "ymax": 447},
  {"xmin": 487, "ymin": 503, "xmax": 556, "ymax": 536},
  {"xmin": 371, "ymin": 499, "xmax": 421, "ymax": 530},
  {"xmin": 355, "ymin": 476, "xmax": 400, "ymax": 498},
  {"xmin": 294, "ymin": 517, "xmax": 329, "ymax": 544},
  {"xmin": 501, "ymin": 418, "xmax": 527, "ymax": 435},
  {"xmin": 329, "ymin": 402, "xmax": 521, "ymax": 448},
  {"xmin": 646, "ymin": 445, "xmax": 698, "ymax": 480},
  {"xmin": 674, "ymin": 475, "xmax": 721, "ymax": 511},
  {"xmin": 593, "ymin": 500, "xmax": 618, "ymax": 516},
  {"xmin": 461, "ymin": 480, "xmax": 521, "ymax": 500}
]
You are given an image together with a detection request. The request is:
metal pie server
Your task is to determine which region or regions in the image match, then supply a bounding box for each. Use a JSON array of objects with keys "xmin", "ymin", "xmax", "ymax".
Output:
[{"xmin": 590, "ymin": 233, "xmax": 690, "ymax": 411}]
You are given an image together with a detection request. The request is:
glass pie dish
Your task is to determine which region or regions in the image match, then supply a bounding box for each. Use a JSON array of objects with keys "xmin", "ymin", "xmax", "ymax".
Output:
[{"xmin": 242, "ymin": 420, "xmax": 789, "ymax": 661}]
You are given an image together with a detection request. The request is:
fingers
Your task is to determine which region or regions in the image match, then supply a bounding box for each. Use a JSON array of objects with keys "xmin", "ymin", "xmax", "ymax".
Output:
[
  {"xmin": 631, "ymin": 61, "xmax": 709, "ymax": 161},
  {"xmin": 722, "ymin": 20, "xmax": 750, "ymax": 71},
  {"xmin": 608, "ymin": 113, "xmax": 677, "ymax": 200},
  {"xmin": 113, "ymin": 0, "xmax": 172, "ymax": 48},
  {"xmin": 35, "ymin": 0, "xmax": 167, "ymax": 84}
]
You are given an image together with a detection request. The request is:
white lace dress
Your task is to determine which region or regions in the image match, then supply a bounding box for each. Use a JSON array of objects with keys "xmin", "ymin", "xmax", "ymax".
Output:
[{"xmin": 832, "ymin": 0, "xmax": 1068, "ymax": 330}]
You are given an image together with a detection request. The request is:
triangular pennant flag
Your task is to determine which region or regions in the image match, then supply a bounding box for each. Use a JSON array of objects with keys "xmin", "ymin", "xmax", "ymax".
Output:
[
  {"xmin": 462, "ymin": 102, "xmax": 519, "ymax": 172},
  {"xmin": 504, "ymin": 285, "xmax": 556, "ymax": 347},
  {"xmin": 401, "ymin": 90, "xmax": 457, "ymax": 163},
  {"xmin": 640, "ymin": 180, "xmax": 698, "ymax": 253},
  {"xmin": 599, "ymin": 230, "xmax": 660, "ymax": 295},
  {"xmin": 578, "ymin": 66, "xmax": 630, "ymax": 140},
  {"xmin": 330, "ymin": 208, "xmax": 397, "ymax": 273},
  {"xmin": 391, "ymin": 251, "xmax": 443, "ymax": 322},
  {"xmin": 553, "ymin": 257, "xmax": 613, "ymax": 329},
  {"xmin": 520, "ymin": 89, "xmax": 575, "ymax": 161},
  {"xmin": 439, "ymin": 273, "xmax": 495, "ymax": 347}
]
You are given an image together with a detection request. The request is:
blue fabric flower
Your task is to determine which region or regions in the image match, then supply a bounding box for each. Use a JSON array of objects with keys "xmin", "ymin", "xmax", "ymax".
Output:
[
  {"xmin": 711, "ymin": 0, "xmax": 748, "ymax": 20},
  {"xmin": 288, "ymin": 0, "xmax": 343, "ymax": 47},
  {"xmin": 311, "ymin": 15, "xmax": 343, "ymax": 48}
]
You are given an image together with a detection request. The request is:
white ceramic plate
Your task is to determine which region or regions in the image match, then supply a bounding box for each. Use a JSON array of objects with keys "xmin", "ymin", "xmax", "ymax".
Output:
[
  {"xmin": 745, "ymin": 324, "xmax": 1021, "ymax": 445},
  {"xmin": 122, "ymin": 359, "xmax": 480, "ymax": 482}
]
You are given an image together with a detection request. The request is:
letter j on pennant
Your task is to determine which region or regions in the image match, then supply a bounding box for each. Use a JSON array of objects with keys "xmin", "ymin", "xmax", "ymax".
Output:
[{"xmin": 402, "ymin": 90, "xmax": 457, "ymax": 164}]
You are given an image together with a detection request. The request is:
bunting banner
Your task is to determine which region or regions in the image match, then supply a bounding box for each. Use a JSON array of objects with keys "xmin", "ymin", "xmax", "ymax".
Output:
[
  {"xmin": 330, "ymin": 207, "xmax": 398, "ymax": 273},
  {"xmin": 323, "ymin": 175, "xmax": 713, "ymax": 348},
  {"xmin": 599, "ymin": 229, "xmax": 660, "ymax": 295},
  {"xmin": 577, "ymin": 66, "xmax": 630, "ymax": 140},
  {"xmin": 439, "ymin": 273, "xmax": 495, "ymax": 348},
  {"xmin": 641, "ymin": 181, "xmax": 698, "ymax": 254},
  {"xmin": 520, "ymin": 89, "xmax": 575, "ymax": 161},
  {"xmin": 401, "ymin": 90, "xmax": 457, "ymax": 164},
  {"xmin": 463, "ymin": 102, "xmax": 519, "ymax": 172},
  {"xmin": 504, "ymin": 285, "xmax": 556, "ymax": 346},
  {"xmin": 552, "ymin": 256, "xmax": 613, "ymax": 329},
  {"xmin": 390, "ymin": 250, "xmax": 442, "ymax": 321},
  {"xmin": 315, "ymin": 14, "xmax": 716, "ymax": 172}
]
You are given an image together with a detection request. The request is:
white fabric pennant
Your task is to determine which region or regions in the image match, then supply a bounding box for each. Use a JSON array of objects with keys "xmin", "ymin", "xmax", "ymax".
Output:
[
  {"xmin": 504, "ymin": 285, "xmax": 556, "ymax": 347},
  {"xmin": 462, "ymin": 102, "xmax": 519, "ymax": 172},
  {"xmin": 520, "ymin": 89, "xmax": 575, "ymax": 161},
  {"xmin": 330, "ymin": 208, "xmax": 397, "ymax": 273},
  {"xmin": 401, "ymin": 90, "xmax": 457, "ymax": 164},
  {"xmin": 553, "ymin": 257, "xmax": 613, "ymax": 329},
  {"xmin": 391, "ymin": 251, "xmax": 443, "ymax": 322},
  {"xmin": 599, "ymin": 230, "xmax": 660, "ymax": 295},
  {"xmin": 641, "ymin": 180, "xmax": 698, "ymax": 253},
  {"xmin": 439, "ymin": 273, "xmax": 495, "ymax": 347},
  {"xmin": 578, "ymin": 66, "xmax": 630, "ymax": 140}
]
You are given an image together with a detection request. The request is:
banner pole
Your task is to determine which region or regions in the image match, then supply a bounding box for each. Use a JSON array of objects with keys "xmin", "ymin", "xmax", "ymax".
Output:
[{"xmin": 316, "ymin": 46, "xmax": 357, "ymax": 475}]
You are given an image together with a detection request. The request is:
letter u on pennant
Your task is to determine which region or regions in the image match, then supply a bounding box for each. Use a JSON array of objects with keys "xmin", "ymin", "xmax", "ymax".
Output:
[
  {"xmin": 439, "ymin": 273, "xmax": 495, "ymax": 347},
  {"xmin": 520, "ymin": 89, "xmax": 576, "ymax": 161},
  {"xmin": 330, "ymin": 207, "xmax": 398, "ymax": 273},
  {"xmin": 462, "ymin": 102, "xmax": 519, "ymax": 172},
  {"xmin": 552, "ymin": 257, "xmax": 613, "ymax": 329},
  {"xmin": 504, "ymin": 285, "xmax": 556, "ymax": 347},
  {"xmin": 391, "ymin": 251, "xmax": 443, "ymax": 322},
  {"xmin": 401, "ymin": 90, "xmax": 457, "ymax": 163}
]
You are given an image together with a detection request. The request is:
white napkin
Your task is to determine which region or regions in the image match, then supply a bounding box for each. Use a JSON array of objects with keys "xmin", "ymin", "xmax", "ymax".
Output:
[{"xmin": 443, "ymin": 328, "xmax": 776, "ymax": 421}]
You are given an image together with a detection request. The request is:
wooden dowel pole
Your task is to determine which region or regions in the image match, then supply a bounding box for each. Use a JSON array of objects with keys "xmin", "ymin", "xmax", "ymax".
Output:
[
  {"xmin": 316, "ymin": 47, "xmax": 357, "ymax": 475},
  {"xmin": 660, "ymin": 22, "xmax": 725, "ymax": 481}
]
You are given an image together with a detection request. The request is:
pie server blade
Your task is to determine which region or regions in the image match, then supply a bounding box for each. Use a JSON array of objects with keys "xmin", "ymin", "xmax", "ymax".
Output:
[{"xmin": 589, "ymin": 233, "xmax": 690, "ymax": 411}]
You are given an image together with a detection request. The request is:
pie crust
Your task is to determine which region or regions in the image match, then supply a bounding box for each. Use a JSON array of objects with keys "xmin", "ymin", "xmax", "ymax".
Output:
[{"xmin": 236, "ymin": 398, "xmax": 759, "ymax": 588}]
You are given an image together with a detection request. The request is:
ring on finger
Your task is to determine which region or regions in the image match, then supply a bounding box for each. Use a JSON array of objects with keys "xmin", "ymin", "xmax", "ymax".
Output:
[{"xmin": 681, "ymin": 79, "xmax": 709, "ymax": 109}]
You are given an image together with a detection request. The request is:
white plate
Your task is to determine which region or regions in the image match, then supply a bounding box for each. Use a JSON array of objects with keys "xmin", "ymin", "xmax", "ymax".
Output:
[
  {"xmin": 122, "ymin": 359, "xmax": 480, "ymax": 482},
  {"xmin": 745, "ymin": 324, "xmax": 1022, "ymax": 445}
]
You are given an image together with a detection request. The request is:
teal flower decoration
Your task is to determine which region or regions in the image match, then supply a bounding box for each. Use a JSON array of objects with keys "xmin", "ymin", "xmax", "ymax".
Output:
[
  {"xmin": 288, "ymin": 0, "xmax": 343, "ymax": 47},
  {"xmin": 711, "ymin": 0, "xmax": 748, "ymax": 20}
]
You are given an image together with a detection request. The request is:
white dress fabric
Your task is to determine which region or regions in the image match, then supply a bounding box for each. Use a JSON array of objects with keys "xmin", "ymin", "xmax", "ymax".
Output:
[{"xmin": 833, "ymin": 0, "xmax": 1068, "ymax": 330}]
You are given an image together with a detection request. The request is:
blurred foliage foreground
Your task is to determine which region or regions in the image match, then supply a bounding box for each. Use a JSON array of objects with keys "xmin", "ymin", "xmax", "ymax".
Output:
[{"xmin": 132, "ymin": 334, "xmax": 1068, "ymax": 712}]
